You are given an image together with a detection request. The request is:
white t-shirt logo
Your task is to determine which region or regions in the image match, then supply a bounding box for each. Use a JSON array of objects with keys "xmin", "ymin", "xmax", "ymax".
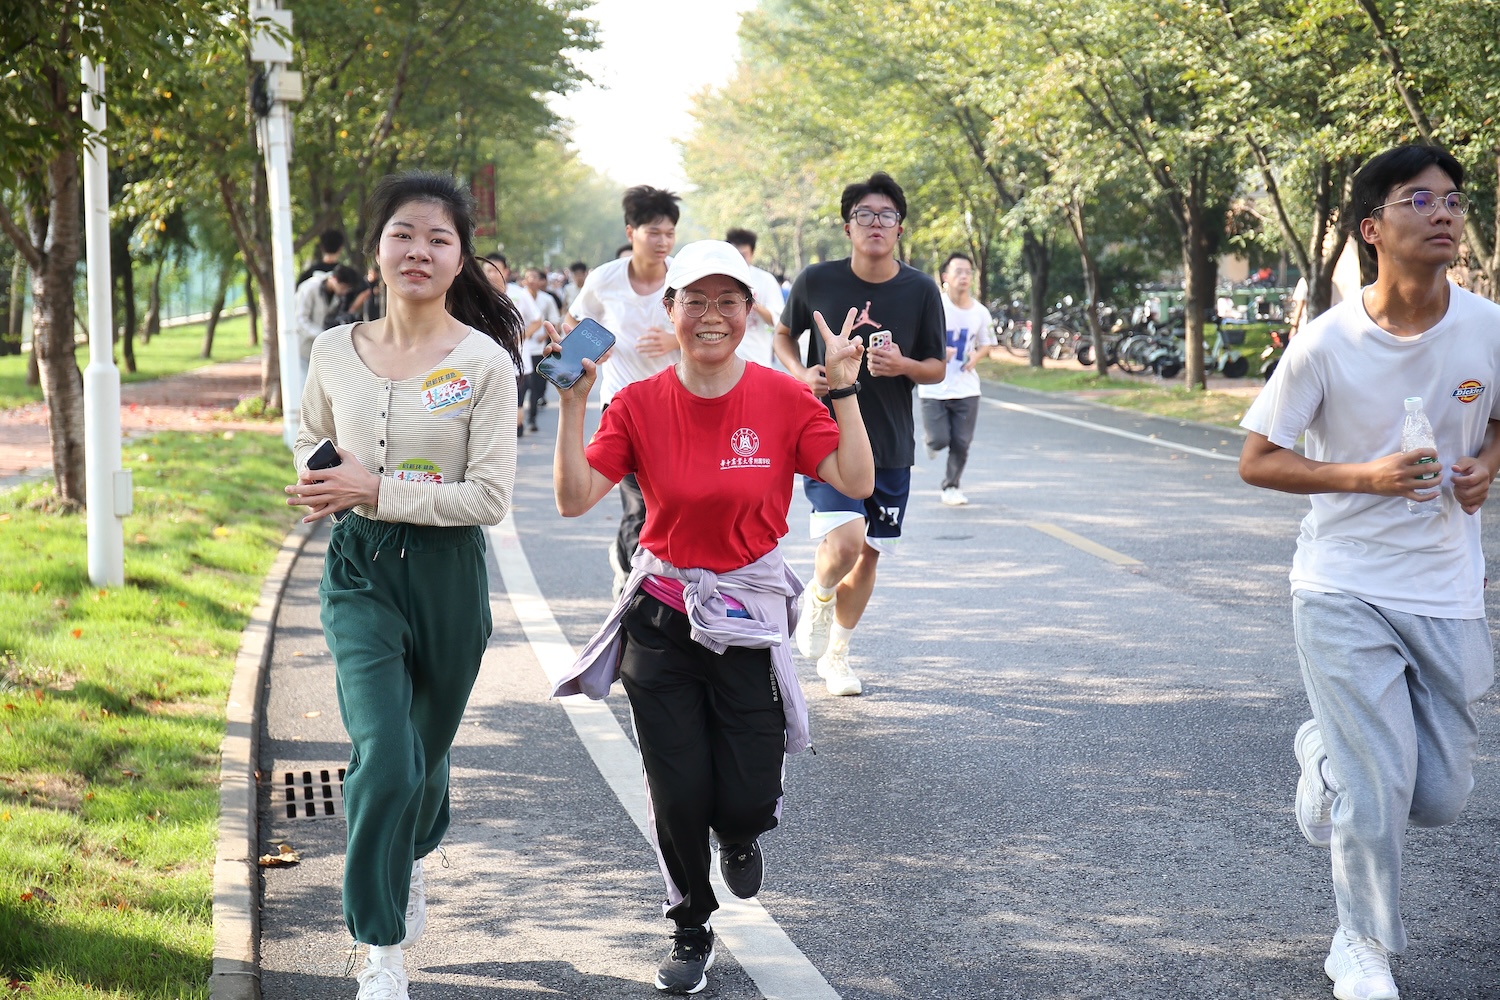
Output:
[
  {"xmin": 731, "ymin": 428, "xmax": 760, "ymax": 457},
  {"xmin": 1453, "ymin": 379, "xmax": 1486, "ymax": 403}
]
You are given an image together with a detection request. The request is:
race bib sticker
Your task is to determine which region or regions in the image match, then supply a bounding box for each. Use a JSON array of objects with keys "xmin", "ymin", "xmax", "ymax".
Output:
[
  {"xmin": 392, "ymin": 457, "xmax": 443, "ymax": 483},
  {"xmin": 422, "ymin": 368, "xmax": 472, "ymax": 416}
]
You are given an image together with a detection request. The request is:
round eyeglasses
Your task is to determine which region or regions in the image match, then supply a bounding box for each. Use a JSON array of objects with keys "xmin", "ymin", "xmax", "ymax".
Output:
[
  {"xmin": 675, "ymin": 294, "xmax": 749, "ymax": 319},
  {"xmin": 1372, "ymin": 190, "xmax": 1470, "ymax": 218},
  {"xmin": 849, "ymin": 207, "xmax": 902, "ymax": 228}
]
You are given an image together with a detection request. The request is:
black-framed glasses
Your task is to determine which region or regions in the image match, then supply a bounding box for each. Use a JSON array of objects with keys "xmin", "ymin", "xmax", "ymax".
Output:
[
  {"xmin": 675, "ymin": 294, "xmax": 749, "ymax": 319},
  {"xmin": 1372, "ymin": 190, "xmax": 1470, "ymax": 218},
  {"xmin": 849, "ymin": 207, "xmax": 901, "ymax": 228}
]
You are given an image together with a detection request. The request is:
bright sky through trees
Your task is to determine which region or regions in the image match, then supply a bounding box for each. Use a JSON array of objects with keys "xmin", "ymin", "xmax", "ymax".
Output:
[{"xmin": 551, "ymin": 0, "xmax": 758, "ymax": 190}]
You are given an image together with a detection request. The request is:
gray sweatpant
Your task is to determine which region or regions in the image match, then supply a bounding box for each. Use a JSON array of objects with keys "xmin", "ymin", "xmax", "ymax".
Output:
[
  {"xmin": 1292, "ymin": 589, "xmax": 1494, "ymax": 953},
  {"xmin": 921, "ymin": 396, "xmax": 981, "ymax": 490}
]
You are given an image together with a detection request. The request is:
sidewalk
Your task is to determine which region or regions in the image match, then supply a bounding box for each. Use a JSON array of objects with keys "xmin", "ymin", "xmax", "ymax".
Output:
[{"xmin": 0, "ymin": 357, "xmax": 278, "ymax": 487}]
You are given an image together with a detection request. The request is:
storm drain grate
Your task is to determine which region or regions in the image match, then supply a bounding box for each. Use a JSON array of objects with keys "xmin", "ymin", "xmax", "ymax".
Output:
[{"xmin": 283, "ymin": 767, "xmax": 346, "ymax": 819}]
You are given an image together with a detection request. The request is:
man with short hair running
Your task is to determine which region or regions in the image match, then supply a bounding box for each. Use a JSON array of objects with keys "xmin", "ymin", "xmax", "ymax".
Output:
[
  {"xmin": 563, "ymin": 186, "xmax": 679, "ymax": 594},
  {"xmin": 774, "ymin": 172, "xmax": 945, "ymax": 695},
  {"xmin": 724, "ymin": 227, "xmax": 785, "ymax": 367},
  {"xmin": 920, "ymin": 252, "xmax": 995, "ymax": 507},
  {"xmin": 1239, "ymin": 144, "xmax": 1500, "ymax": 1000}
]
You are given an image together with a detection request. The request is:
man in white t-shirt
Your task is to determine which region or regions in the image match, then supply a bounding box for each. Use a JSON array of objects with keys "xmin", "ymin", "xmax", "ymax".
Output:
[
  {"xmin": 1239, "ymin": 144, "xmax": 1500, "ymax": 1000},
  {"xmin": 520, "ymin": 267, "xmax": 561, "ymax": 430},
  {"xmin": 563, "ymin": 185, "xmax": 679, "ymax": 593},
  {"xmin": 724, "ymin": 228, "xmax": 785, "ymax": 367},
  {"xmin": 919, "ymin": 253, "xmax": 995, "ymax": 507}
]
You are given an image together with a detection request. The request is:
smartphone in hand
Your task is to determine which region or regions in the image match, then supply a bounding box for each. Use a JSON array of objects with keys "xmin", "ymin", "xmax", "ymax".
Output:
[
  {"xmin": 868, "ymin": 331, "xmax": 891, "ymax": 352},
  {"xmin": 538, "ymin": 319, "xmax": 617, "ymax": 390},
  {"xmin": 305, "ymin": 438, "xmax": 349, "ymax": 522}
]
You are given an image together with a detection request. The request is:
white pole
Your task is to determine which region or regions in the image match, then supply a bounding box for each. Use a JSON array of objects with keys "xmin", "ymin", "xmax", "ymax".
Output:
[
  {"xmin": 262, "ymin": 103, "xmax": 301, "ymax": 449},
  {"xmin": 81, "ymin": 51, "xmax": 128, "ymax": 587}
]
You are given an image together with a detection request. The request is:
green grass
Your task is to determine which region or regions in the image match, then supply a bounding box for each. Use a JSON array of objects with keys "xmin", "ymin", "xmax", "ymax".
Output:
[
  {"xmin": 0, "ymin": 430, "xmax": 296, "ymax": 999},
  {"xmin": 0, "ymin": 316, "xmax": 258, "ymax": 412}
]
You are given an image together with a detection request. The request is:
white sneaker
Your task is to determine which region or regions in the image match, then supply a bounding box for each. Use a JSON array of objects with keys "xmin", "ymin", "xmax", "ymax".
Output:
[
  {"xmin": 356, "ymin": 958, "xmax": 409, "ymax": 1000},
  {"xmin": 1325, "ymin": 927, "xmax": 1399, "ymax": 1000},
  {"xmin": 940, "ymin": 487, "xmax": 968, "ymax": 506},
  {"xmin": 1294, "ymin": 719, "xmax": 1335, "ymax": 848},
  {"xmin": 400, "ymin": 859, "xmax": 425, "ymax": 949},
  {"xmin": 817, "ymin": 639, "xmax": 862, "ymax": 696},
  {"xmin": 795, "ymin": 587, "xmax": 836, "ymax": 658}
]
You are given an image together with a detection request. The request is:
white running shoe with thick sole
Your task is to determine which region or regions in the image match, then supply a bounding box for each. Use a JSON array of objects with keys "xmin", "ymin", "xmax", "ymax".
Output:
[
  {"xmin": 356, "ymin": 959, "xmax": 409, "ymax": 1000},
  {"xmin": 1294, "ymin": 718, "xmax": 1335, "ymax": 848},
  {"xmin": 940, "ymin": 487, "xmax": 968, "ymax": 506},
  {"xmin": 817, "ymin": 639, "xmax": 862, "ymax": 696},
  {"xmin": 400, "ymin": 859, "xmax": 426, "ymax": 949},
  {"xmin": 1325, "ymin": 927, "xmax": 1399, "ymax": 1000},
  {"xmin": 795, "ymin": 587, "xmax": 836, "ymax": 659}
]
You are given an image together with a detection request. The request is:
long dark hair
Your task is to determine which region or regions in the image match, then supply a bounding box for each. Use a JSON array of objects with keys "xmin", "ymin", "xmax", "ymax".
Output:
[{"xmin": 362, "ymin": 172, "xmax": 522, "ymax": 366}]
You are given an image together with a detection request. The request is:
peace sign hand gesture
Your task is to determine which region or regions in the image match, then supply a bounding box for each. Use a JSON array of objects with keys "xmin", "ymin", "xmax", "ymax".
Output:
[{"xmin": 815, "ymin": 308, "xmax": 864, "ymax": 393}]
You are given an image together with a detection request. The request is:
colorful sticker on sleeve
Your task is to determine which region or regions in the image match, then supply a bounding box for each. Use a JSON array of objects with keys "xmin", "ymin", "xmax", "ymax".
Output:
[
  {"xmin": 422, "ymin": 368, "xmax": 473, "ymax": 416},
  {"xmin": 392, "ymin": 457, "xmax": 443, "ymax": 483}
]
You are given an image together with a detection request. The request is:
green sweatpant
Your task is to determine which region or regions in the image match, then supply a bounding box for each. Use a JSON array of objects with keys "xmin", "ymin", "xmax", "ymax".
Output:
[{"xmin": 319, "ymin": 513, "xmax": 492, "ymax": 946}]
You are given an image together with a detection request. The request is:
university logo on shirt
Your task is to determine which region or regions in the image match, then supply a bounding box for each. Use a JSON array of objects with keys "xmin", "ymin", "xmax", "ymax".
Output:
[{"xmin": 722, "ymin": 427, "xmax": 770, "ymax": 470}]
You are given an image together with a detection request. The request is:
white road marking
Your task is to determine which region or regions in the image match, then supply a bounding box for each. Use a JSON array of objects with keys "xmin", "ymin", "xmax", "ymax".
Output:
[
  {"xmin": 1026, "ymin": 521, "xmax": 1142, "ymax": 566},
  {"xmin": 487, "ymin": 516, "xmax": 842, "ymax": 1000},
  {"xmin": 981, "ymin": 396, "xmax": 1241, "ymax": 463}
]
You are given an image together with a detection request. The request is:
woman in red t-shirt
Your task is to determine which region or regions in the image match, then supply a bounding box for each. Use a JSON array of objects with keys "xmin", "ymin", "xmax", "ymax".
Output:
[{"xmin": 551, "ymin": 239, "xmax": 872, "ymax": 995}]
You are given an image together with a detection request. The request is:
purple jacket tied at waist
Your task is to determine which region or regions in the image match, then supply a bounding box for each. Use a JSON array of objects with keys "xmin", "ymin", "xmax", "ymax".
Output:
[{"xmin": 551, "ymin": 546, "xmax": 813, "ymax": 755}]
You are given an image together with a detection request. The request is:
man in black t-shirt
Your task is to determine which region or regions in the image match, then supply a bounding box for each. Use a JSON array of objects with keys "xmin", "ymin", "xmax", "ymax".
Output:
[{"xmin": 775, "ymin": 172, "xmax": 945, "ymax": 696}]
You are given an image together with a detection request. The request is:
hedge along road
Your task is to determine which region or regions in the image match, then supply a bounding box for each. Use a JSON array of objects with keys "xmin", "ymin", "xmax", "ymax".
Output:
[{"xmin": 255, "ymin": 380, "xmax": 1500, "ymax": 999}]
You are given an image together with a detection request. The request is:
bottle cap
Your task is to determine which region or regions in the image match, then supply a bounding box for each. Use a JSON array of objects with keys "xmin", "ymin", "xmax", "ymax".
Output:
[{"xmin": 1405, "ymin": 396, "xmax": 1423, "ymax": 411}]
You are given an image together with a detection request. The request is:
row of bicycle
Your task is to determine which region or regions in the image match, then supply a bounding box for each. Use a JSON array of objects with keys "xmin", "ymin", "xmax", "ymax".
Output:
[{"xmin": 989, "ymin": 298, "xmax": 1288, "ymax": 379}]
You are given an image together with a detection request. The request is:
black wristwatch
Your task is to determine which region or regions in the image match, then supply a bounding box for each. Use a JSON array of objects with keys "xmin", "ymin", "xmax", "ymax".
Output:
[{"xmin": 826, "ymin": 381, "xmax": 861, "ymax": 400}]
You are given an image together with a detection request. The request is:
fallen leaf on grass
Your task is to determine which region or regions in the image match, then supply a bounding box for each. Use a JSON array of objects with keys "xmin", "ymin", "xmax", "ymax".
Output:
[
  {"xmin": 6, "ymin": 975, "xmax": 30, "ymax": 991},
  {"xmin": 303, "ymin": 710, "xmax": 321, "ymax": 718},
  {"xmin": 1, "ymin": 812, "xmax": 10, "ymax": 822},
  {"xmin": 133, "ymin": 533, "xmax": 150, "ymax": 544},
  {"xmin": 70, "ymin": 629, "xmax": 82, "ymax": 639},
  {"xmin": 31, "ymin": 582, "xmax": 41, "ymax": 593},
  {"xmin": 212, "ymin": 526, "xmax": 231, "ymax": 538},
  {"xmin": 258, "ymin": 843, "xmax": 301, "ymax": 867},
  {"xmin": 23, "ymin": 887, "xmax": 56, "ymax": 905}
]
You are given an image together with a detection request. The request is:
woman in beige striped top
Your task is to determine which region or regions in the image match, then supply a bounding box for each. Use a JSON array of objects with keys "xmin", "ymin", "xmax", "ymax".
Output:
[{"xmin": 284, "ymin": 172, "xmax": 520, "ymax": 1000}]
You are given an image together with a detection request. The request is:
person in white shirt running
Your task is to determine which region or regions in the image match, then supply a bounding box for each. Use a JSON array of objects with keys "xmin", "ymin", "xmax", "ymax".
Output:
[
  {"xmin": 563, "ymin": 186, "xmax": 680, "ymax": 595},
  {"xmin": 1239, "ymin": 144, "xmax": 1500, "ymax": 1000},
  {"xmin": 724, "ymin": 227, "xmax": 785, "ymax": 367},
  {"xmin": 919, "ymin": 253, "xmax": 995, "ymax": 507}
]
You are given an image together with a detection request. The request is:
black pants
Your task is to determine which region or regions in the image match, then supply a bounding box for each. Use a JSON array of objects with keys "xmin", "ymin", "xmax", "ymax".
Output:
[
  {"xmin": 615, "ymin": 473, "xmax": 646, "ymax": 572},
  {"xmin": 521, "ymin": 360, "xmax": 546, "ymax": 427},
  {"xmin": 620, "ymin": 593, "xmax": 785, "ymax": 927}
]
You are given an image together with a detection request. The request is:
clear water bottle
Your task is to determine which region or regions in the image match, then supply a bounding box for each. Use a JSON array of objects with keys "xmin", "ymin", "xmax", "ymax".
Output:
[{"xmin": 1401, "ymin": 396, "xmax": 1440, "ymax": 518}]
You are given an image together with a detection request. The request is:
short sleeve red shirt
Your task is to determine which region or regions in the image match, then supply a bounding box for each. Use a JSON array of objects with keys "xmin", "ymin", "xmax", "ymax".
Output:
[{"xmin": 586, "ymin": 363, "xmax": 842, "ymax": 573}]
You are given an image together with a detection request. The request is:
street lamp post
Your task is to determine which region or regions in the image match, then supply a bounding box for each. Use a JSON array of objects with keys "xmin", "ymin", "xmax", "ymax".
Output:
[
  {"xmin": 81, "ymin": 48, "xmax": 129, "ymax": 587},
  {"xmin": 250, "ymin": 2, "xmax": 303, "ymax": 450}
]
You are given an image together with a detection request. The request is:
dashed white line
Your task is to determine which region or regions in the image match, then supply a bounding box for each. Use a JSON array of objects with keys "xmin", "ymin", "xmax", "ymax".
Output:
[{"xmin": 487, "ymin": 515, "xmax": 842, "ymax": 1000}]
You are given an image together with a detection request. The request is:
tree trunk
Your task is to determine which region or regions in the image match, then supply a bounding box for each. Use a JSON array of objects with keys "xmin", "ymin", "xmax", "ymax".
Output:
[
  {"xmin": 1065, "ymin": 196, "xmax": 1107, "ymax": 372},
  {"xmin": 201, "ymin": 264, "xmax": 230, "ymax": 358},
  {"xmin": 30, "ymin": 154, "xmax": 87, "ymax": 506},
  {"xmin": 245, "ymin": 271, "xmax": 259, "ymax": 345},
  {"xmin": 1022, "ymin": 226, "xmax": 1050, "ymax": 368},
  {"xmin": 111, "ymin": 225, "xmax": 137, "ymax": 373},
  {"xmin": 8, "ymin": 255, "xmax": 24, "ymax": 357},
  {"xmin": 0, "ymin": 249, "xmax": 14, "ymax": 356},
  {"xmin": 1181, "ymin": 209, "xmax": 1213, "ymax": 390},
  {"xmin": 142, "ymin": 261, "xmax": 163, "ymax": 342},
  {"xmin": 255, "ymin": 266, "xmax": 281, "ymax": 410}
]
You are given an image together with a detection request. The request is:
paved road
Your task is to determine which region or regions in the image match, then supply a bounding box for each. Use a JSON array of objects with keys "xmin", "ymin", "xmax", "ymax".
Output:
[{"xmin": 256, "ymin": 382, "xmax": 1500, "ymax": 999}]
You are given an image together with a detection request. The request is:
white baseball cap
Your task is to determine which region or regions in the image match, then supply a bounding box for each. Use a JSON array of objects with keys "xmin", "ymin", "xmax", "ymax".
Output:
[{"xmin": 664, "ymin": 240, "xmax": 754, "ymax": 291}]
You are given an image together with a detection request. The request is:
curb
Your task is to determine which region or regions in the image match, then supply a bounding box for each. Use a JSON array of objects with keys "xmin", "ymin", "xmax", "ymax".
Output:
[{"xmin": 212, "ymin": 519, "xmax": 314, "ymax": 1000}]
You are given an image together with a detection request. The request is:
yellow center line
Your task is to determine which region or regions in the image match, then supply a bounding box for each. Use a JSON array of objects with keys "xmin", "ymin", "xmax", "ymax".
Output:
[{"xmin": 1025, "ymin": 521, "xmax": 1142, "ymax": 566}]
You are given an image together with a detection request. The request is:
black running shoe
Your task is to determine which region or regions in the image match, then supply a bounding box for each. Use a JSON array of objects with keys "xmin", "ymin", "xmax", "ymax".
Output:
[
  {"xmin": 655, "ymin": 924, "xmax": 715, "ymax": 995},
  {"xmin": 719, "ymin": 839, "xmax": 763, "ymax": 899}
]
